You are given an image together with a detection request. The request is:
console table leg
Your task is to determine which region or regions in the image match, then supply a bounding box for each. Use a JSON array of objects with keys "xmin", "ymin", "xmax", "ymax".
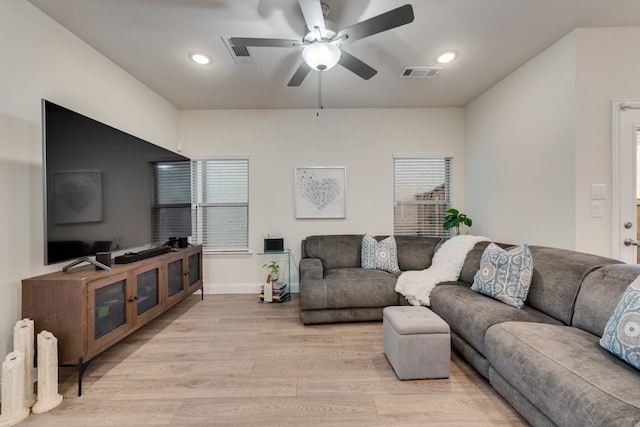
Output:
[{"xmin": 77, "ymin": 357, "xmax": 90, "ymax": 397}]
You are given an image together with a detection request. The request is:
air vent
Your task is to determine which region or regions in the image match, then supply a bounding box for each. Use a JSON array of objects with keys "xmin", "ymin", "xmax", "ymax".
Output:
[
  {"xmin": 222, "ymin": 37, "xmax": 254, "ymax": 64},
  {"xmin": 401, "ymin": 67, "xmax": 441, "ymax": 78}
]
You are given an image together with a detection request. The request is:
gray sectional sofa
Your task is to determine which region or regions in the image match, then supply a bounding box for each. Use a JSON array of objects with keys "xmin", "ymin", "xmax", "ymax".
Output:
[
  {"xmin": 299, "ymin": 234, "xmax": 442, "ymax": 324},
  {"xmin": 299, "ymin": 234, "xmax": 640, "ymax": 427}
]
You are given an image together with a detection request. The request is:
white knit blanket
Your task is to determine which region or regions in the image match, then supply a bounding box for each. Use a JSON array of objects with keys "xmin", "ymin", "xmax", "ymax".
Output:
[{"xmin": 395, "ymin": 235, "xmax": 490, "ymax": 306}]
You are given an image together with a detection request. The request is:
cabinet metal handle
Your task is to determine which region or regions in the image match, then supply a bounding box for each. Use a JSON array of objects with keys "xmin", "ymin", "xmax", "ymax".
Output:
[
  {"xmin": 128, "ymin": 295, "xmax": 139, "ymax": 302},
  {"xmin": 623, "ymin": 238, "xmax": 639, "ymax": 246}
]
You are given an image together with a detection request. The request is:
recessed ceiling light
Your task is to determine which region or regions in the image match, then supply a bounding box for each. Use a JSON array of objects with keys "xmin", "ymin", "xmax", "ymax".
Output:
[
  {"xmin": 436, "ymin": 51, "xmax": 457, "ymax": 64},
  {"xmin": 189, "ymin": 52, "xmax": 211, "ymax": 65}
]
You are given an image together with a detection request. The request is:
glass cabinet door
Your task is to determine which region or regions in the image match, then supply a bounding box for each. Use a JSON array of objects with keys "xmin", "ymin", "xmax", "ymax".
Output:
[
  {"xmin": 94, "ymin": 279, "xmax": 127, "ymax": 339},
  {"xmin": 187, "ymin": 251, "xmax": 202, "ymax": 291},
  {"xmin": 165, "ymin": 255, "xmax": 188, "ymax": 308},
  {"xmin": 88, "ymin": 272, "xmax": 131, "ymax": 359},
  {"xmin": 131, "ymin": 263, "xmax": 163, "ymax": 325},
  {"xmin": 167, "ymin": 258, "xmax": 185, "ymax": 298},
  {"xmin": 136, "ymin": 268, "xmax": 159, "ymax": 316}
]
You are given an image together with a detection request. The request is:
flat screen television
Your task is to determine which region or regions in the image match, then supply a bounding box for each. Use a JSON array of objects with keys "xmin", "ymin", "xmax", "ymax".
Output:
[{"xmin": 42, "ymin": 99, "xmax": 192, "ymax": 266}]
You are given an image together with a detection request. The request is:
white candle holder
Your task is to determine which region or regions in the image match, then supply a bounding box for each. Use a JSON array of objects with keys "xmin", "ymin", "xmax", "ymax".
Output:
[
  {"xmin": 13, "ymin": 318, "xmax": 35, "ymax": 408},
  {"xmin": 0, "ymin": 351, "xmax": 30, "ymax": 427},
  {"xmin": 32, "ymin": 331, "xmax": 63, "ymax": 414}
]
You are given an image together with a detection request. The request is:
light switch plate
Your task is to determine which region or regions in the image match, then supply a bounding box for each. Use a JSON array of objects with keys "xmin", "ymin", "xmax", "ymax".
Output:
[
  {"xmin": 591, "ymin": 201, "xmax": 603, "ymax": 218},
  {"xmin": 591, "ymin": 184, "xmax": 608, "ymax": 200}
]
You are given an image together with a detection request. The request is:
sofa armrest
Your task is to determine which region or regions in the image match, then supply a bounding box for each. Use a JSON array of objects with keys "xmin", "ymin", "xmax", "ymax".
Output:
[
  {"xmin": 299, "ymin": 258, "xmax": 327, "ymax": 311},
  {"xmin": 300, "ymin": 258, "xmax": 324, "ymax": 280}
]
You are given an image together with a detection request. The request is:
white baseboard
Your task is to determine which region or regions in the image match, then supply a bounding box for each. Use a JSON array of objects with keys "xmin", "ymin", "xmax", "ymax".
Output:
[{"xmin": 202, "ymin": 282, "xmax": 300, "ymax": 294}]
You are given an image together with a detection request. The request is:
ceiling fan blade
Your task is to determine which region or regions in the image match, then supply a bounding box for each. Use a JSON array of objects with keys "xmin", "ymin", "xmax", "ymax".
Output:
[
  {"xmin": 287, "ymin": 62, "xmax": 312, "ymax": 87},
  {"xmin": 338, "ymin": 51, "xmax": 377, "ymax": 80},
  {"xmin": 229, "ymin": 37, "xmax": 302, "ymax": 48},
  {"xmin": 336, "ymin": 4, "xmax": 414, "ymax": 44},
  {"xmin": 298, "ymin": 0, "xmax": 326, "ymax": 38}
]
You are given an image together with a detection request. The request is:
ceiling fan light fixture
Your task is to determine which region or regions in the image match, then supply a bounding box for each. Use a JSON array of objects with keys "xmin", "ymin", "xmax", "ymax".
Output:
[
  {"xmin": 302, "ymin": 42, "xmax": 341, "ymax": 71},
  {"xmin": 189, "ymin": 52, "xmax": 211, "ymax": 65},
  {"xmin": 436, "ymin": 51, "xmax": 457, "ymax": 64}
]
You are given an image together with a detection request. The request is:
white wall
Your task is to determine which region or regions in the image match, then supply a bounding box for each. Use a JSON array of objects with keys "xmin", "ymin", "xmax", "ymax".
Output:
[
  {"xmin": 178, "ymin": 108, "xmax": 465, "ymax": 293},
  {"xmin": 465, "ymin": 33, "xmax": 577, "ymax": 249},
  {"xmin": 465, "ymin": 27, "xmax": 640, "ymax": 257},
  {"xmin": 0, "ymin": 1, "xmax": 178, "ymax": 357},
  {"xmin": 574, "ymin": 27, "xmax": 640, "ymax": 256}
]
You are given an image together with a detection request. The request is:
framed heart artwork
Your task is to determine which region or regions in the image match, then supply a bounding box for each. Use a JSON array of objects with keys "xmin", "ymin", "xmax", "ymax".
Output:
[{"xmin": 295, "ymin": 167, "xmax": 346, "ymax": 219}]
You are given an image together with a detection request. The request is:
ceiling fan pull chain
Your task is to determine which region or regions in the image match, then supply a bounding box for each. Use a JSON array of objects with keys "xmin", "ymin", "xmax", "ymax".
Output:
[{"xmin": 317, "ymin": 71, "xmax": 323, "ymax": 116}]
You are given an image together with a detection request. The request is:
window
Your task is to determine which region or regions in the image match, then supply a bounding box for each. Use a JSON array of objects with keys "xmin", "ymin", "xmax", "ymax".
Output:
[
  {"xmin": 393, "ymin": 154, "xmax": 453, "ymax": 238},
  {"xmin": 151, "ymin": 161, "xmax": 192, "ymax": 244},
  {"xmin": 192, "ymin": 157, "xmax": 249, "ymax": 252}
]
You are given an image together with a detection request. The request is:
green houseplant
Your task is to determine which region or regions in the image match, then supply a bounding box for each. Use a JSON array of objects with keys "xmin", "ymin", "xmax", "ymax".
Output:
[
  {"xmin": 263, "ymin": 260, "xmax": 280, "ymax": 282},
  {"xmin": 443, "ymin": 208, "xmax": 473, "ymax": 235}
]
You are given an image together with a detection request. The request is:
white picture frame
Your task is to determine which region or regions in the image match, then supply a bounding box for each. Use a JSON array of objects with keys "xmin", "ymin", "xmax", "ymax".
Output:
[{"xmin": 295, "ymin": 167, "xmax": 346, "ymax": 219}]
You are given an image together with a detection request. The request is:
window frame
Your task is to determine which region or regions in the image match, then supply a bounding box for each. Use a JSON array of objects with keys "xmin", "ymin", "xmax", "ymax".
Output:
[
  {"xmin": 191, "ymin": 156, "xmax": 250, "ymax": 253},
  {"xmin": 393, "ymin": 153, "xmax": 454, "ymax": 238},
  {"xmin": 150, "ymin": 160, "xmax": 192, "ymax": 245}
]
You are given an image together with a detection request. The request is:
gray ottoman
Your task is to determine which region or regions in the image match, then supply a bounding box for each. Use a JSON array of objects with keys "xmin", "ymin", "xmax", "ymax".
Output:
[{"xmin": 383, "ymin": 306, "xmax": 451, "ymax": 380}]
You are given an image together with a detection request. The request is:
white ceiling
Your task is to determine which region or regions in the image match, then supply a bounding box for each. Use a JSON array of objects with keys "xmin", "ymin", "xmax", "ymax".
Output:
[{"xmin": 28, "ymin": 0, "xmax": 640, "ymax": 110}]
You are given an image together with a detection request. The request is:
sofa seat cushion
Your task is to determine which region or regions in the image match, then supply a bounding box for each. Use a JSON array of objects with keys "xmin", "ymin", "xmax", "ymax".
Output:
[
  {"xmin": 430, "ymin": 284, "xmax": 561, "ymax": 355},
  {"xmin": 485, "ymin": 321, "xmax": 640, "ymax": 427},
  {"xmin": 321, "ymin": 268, "xmax": 398, "ymax": 309}
]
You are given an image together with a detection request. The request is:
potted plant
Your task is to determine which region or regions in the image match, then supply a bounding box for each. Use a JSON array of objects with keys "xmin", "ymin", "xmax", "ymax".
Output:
[
  {"xmin": 443, "ymin": 208, "xmax": 473, "ymax": 235},
  {"xmin": 263, "ymin": 260, "xmax": 280, "ymax": 283}
]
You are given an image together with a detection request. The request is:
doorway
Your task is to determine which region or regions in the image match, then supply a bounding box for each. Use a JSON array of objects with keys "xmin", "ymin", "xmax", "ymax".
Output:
[{"xmin": 613, "ymin": 101, "xmax": 640, "ymax": 263}]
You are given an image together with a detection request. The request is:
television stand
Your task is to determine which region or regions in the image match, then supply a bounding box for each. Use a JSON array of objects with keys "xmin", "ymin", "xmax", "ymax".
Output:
[
  {"xmin": 23, "ymin": 245, "xmax": 203, "ymax": 396},
  {"xmin": 62, "ymin": 256, "xmax": 111, "ymax": 272}
]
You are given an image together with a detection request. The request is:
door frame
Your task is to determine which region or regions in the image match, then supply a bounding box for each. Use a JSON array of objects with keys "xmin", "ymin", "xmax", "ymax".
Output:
[{"xmin": 611, "ymin": 100, "xmax": 640, "ymax": 262}]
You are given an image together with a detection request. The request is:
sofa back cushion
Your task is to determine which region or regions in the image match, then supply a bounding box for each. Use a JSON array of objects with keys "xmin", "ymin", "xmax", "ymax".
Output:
[
  {"xmin": 302, "ymin": 235, "xmax": 364, "ymax": 270},
  {"xmin": 388, "ymin": 235, "xmax": 442, "ymax": 271},
  {"xmin": 459, "ymin": 241, "xmax": 512, "ymax": 284},
  {"xmin": 302, "ymin": 234, "xmax": 443, "ymax": 272},
  {"xmin": 524, "ymin": 246, "xmax": 622, "ymax": 325},
  {"xmin": 459, "ymin": 242, "xmax": 622, "ymax": 325},
  {"xmin": 573, "ymin": 264, "xmax": 640, "ymax": 337}
]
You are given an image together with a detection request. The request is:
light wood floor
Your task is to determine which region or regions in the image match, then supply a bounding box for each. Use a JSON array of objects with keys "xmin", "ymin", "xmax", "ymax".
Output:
[{"xmin": 19, "ymin": 294, "xmax": 528, "ymax": 426}]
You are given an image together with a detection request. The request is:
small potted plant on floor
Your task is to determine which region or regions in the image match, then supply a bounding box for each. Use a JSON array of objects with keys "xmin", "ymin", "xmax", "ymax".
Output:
[
  {"xmin": 263, "ymin": 260, "xmax": 280, "ymax": 283},
  {"xmin": 443, "ymin": 208, "xmax": 473, "ymax": 235}
]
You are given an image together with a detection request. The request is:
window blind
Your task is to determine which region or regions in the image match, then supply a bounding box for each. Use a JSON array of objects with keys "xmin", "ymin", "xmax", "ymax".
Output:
[
  {"xmin": 192, "ymin": 158, "xmax": 249, "ymax": 251},
  {"xmin": 393, "ymin": 156, "xmax": 452, "ymax": 237},
  {"xmin": 151, "ymin": 161, "xmax": 192, "ymax": 244}
]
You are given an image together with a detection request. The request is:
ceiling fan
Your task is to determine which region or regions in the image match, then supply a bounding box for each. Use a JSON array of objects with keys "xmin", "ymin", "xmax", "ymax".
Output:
[{"xmin": 229, "ymin": 0, "xmax": 414, "ymax": 87}]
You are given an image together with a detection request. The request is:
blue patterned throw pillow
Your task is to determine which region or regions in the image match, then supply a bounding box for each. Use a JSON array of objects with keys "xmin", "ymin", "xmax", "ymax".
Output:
[
  {"xmin": 361, "ymin": 235, "xmax": 400, "ymax": 273},
  {"xmin": 471, "ymin": 243, "xmax": 533, "ymax": 309},
  {"xmin": 600, "ymin": 277, "xmax": 640, "ymax": 370}
]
